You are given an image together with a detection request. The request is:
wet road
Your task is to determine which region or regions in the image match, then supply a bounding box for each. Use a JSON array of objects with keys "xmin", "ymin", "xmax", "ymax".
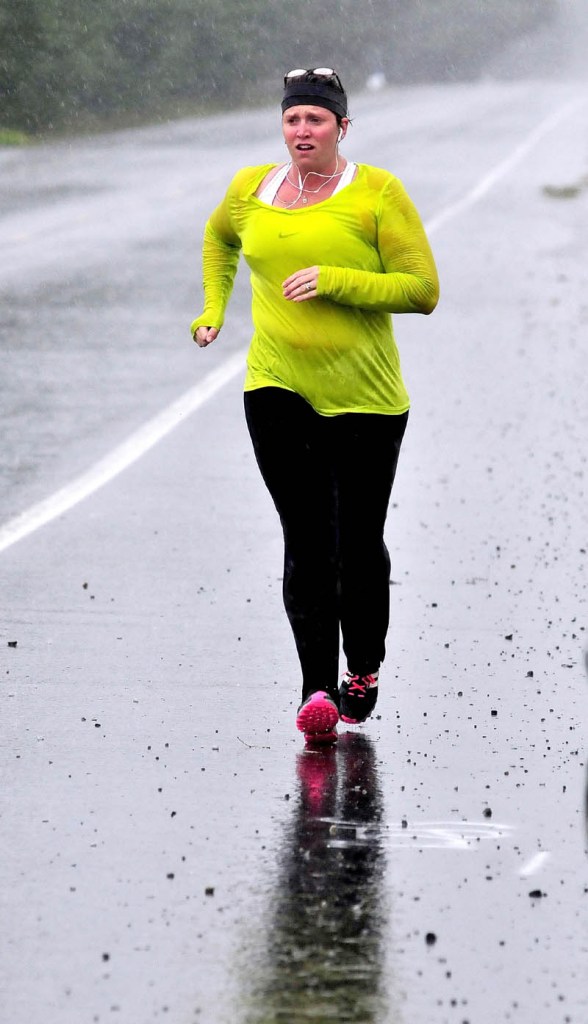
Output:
[{"xmin": 1, "ymin": 72, "xmax": 588, "ymax": 1024}]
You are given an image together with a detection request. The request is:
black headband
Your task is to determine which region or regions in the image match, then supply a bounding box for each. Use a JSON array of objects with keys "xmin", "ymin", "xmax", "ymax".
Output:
[{"xmin": 281, "ymin": 81, "xmax": 348, "ymax": 118}]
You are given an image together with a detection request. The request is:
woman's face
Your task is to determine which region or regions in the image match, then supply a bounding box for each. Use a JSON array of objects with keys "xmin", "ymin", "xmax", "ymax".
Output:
[{"xmin": 282, "ymin": 105, "xmax": 346, "ymax": 169}]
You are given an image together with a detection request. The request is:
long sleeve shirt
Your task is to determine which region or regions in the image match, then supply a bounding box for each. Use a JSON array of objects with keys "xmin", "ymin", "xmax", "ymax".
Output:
[{"xmin": 191, "ymin": 162, "xmax": 439, "ymax": 416}]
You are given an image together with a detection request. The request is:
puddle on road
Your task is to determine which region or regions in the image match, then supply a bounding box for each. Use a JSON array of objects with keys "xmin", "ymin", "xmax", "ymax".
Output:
[
  {"xmin": 324, "ymin": 817, "xmax": 513, "ymax": 851},
  {"xmin": 235, "ymin": 734, "xmax": 517, "ymax": 1024}
]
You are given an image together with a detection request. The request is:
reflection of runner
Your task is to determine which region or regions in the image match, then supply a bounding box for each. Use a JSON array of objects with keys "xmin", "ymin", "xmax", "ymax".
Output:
[
  {"xmin": 191, "ymin": 69, "xmax": 439, "ymax": 741},
  {"xmin": 240, "ymin": 735, "xmax": 386, "ymax": 1023}
]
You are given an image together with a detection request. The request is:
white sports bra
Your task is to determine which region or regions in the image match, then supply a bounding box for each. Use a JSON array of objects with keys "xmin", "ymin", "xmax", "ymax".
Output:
[{"xmin": 258, "ymin": 161, "xmax": 357, "ymax": 205}]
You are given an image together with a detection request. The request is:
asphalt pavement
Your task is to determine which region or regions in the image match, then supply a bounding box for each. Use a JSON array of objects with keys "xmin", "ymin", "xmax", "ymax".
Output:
[{"xmin": 1, "ymin": 68, "xmax": 588, "ymax": 1024}]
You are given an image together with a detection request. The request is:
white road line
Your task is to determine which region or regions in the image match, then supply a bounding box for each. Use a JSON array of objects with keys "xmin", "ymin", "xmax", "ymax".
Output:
[
  {"xmin": 0, "ymin": 349, "xmax": 246, "ymax": 554},
  {"xmin": 1, "ymin": 95, "xmax": 585, "ymax": 555},
  {"xmin": 518, "ymin": 851, "xmax": 551, "ymax": 878}
]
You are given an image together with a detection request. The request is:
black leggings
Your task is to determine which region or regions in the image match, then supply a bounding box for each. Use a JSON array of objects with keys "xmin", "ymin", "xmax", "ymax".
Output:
[{"xmin": 244, "ymin": 387, "xmax": 408, "ymax": 702}]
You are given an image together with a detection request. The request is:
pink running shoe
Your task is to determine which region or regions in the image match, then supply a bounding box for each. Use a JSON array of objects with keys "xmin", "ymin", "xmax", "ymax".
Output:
[{"xmin": 295, "ymin": 691, "xmax": 339, "ymax": 743}]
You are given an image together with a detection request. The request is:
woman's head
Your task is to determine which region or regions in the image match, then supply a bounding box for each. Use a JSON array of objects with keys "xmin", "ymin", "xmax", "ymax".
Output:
[{"xmin": 281, "ymin": 68, "xmax": 349, "ymax": 167}]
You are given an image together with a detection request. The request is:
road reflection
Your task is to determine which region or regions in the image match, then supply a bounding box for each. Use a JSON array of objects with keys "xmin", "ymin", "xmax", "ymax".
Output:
[
  {"xmin": 584, "ymin": 651, "xmax": 588, "ymax": 856},
  {"xmin": 244, "ymin": 733, "xmax": 390, "ymax": 1023}
]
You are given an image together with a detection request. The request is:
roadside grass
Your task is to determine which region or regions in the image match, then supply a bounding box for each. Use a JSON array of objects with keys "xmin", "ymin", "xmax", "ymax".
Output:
[{"xmin": 0, "ymin": 128, "xmax": 30, "ymax": 145}]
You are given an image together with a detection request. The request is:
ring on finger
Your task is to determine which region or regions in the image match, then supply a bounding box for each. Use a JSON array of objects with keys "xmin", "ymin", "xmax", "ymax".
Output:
[{"xmin": 305, "ymin": 282, "xmax": 312, "ymax": 292}]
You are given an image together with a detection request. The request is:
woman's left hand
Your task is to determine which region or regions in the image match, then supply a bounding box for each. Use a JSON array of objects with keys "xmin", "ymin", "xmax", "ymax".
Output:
[{"xmin": 282, "ymin": 266, "xmax": 319, "ymax": 302}]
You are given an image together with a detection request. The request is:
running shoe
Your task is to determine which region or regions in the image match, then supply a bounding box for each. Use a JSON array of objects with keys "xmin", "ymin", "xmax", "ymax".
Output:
[
  {"xmin": 339, "ymin": 671, "xmax": 379, "ymax": 724},
  {"xmin": 295, "ymin": 690, "xmax": 339, "ymax": 743}
]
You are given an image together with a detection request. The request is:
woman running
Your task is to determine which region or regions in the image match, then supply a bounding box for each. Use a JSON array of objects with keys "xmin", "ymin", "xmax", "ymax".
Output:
[{"xmin": 191, "ymin": 68, "xmax": 439, "ymax": 742}]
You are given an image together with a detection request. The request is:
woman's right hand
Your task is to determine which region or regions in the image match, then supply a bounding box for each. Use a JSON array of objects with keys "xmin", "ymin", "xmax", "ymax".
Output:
[{"xmin": 193, "ymin": 326, "xmax": 219, "ymax": 347}]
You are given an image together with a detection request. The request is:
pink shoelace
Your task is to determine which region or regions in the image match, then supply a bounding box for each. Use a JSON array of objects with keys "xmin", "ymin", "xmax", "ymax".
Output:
[{"xmin": 345, "ymin": 673, "xmax": 378, "ymax": 697}]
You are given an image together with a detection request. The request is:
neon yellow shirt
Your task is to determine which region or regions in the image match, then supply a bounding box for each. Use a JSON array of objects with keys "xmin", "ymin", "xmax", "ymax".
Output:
[{"xmin": 191, "ymin": 163, "xmax": 439, "ymax": 416}]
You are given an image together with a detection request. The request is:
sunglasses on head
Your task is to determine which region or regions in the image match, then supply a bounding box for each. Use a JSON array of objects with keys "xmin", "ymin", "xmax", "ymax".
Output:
[{"xmin": 284, "ymin": 67, "xmax": 344, "ymax": 90}]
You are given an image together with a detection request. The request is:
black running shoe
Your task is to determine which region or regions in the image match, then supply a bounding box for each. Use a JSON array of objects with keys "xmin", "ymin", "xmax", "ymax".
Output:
[{"xmin": 339, "ymin": 671, "xmax": 379, "ymax": 724}]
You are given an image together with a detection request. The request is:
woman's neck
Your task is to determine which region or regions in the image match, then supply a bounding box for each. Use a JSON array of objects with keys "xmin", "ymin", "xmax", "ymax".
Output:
[{"xmin": 291, "ymin": 155, "xmax": 347, "ymax": 182}]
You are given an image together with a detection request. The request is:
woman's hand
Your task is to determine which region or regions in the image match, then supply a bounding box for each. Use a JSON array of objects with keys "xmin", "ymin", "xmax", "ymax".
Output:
[
  {"xmin": 193, "ymin": 326, "xmax": 219, "ymax": 347},
  {"xmin": 282, "ymin": 266, "xmax": 319, "ymax": 302}
]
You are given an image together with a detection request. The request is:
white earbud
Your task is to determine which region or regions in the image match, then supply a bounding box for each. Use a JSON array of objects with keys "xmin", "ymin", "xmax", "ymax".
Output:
[{"xmin": 337, "ymin": 128, "xmax": 343, "ymax": 143}]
